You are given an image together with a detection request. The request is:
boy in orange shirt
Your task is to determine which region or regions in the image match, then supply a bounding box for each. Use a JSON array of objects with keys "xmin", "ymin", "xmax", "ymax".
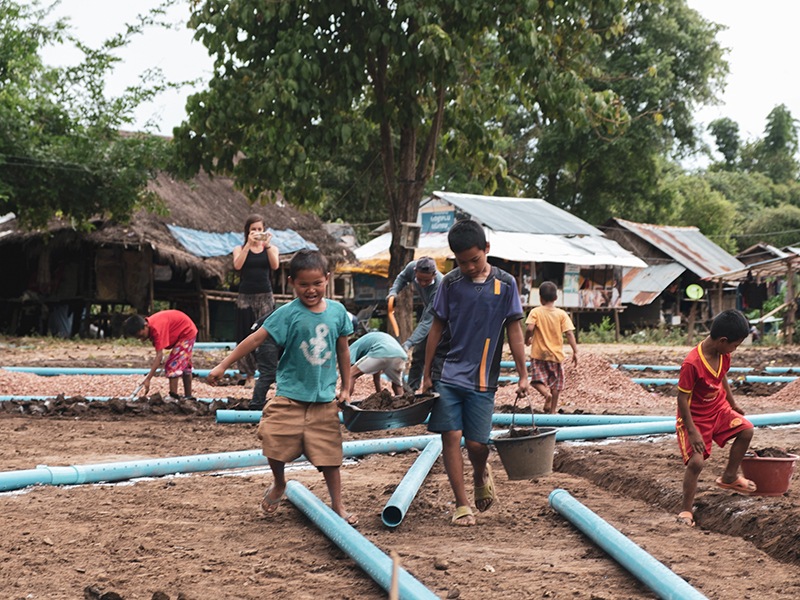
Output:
[
  {"xmin": 676, "ymin": 309, "xmax": 755, "ymax": 527},
  {"xmin": 524, "ymin": 281, "xmax": 578, "ymax": 413}
]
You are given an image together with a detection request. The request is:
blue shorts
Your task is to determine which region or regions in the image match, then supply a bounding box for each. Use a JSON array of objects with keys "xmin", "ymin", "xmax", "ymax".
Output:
[{"xmin": 427, "ymin": 381, "xmax": 495, "ymax": 443}]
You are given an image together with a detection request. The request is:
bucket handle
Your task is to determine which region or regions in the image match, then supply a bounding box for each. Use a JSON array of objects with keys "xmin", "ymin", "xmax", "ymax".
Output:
[{"xmin": 509, "ymin": 387, "xmax": 537, "ymax": 435}]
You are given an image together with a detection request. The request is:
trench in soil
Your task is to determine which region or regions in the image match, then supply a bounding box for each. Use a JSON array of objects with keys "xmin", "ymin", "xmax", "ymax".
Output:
[{"xmin": 554, "ymin": 444, "xmax": 800, "ymax": 567}]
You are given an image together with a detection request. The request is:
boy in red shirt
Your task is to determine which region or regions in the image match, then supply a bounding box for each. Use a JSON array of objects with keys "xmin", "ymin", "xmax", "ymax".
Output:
[
  {"xmin": 676, "ymin": 309, "xmax": 755, "ymax": 527},
  {"xmin": 123, "ymin": 310, "xmax": 198, "ymax": 399}
]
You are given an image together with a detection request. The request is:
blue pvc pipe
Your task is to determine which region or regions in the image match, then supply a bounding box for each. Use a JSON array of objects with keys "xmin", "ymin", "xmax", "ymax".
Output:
[
  {"xmin": 531, "ymin": 411, "xmax": 800, "ymax": 442},
  {"xmin": 381, "ymin": 437, "xmax": 442, "ymax": 528},
  {"xmin": 0, "ymin": 395, "xmax": 228, "ymax": 404},
  {"xmin": 2, "ymin": 366, "xmax": 239, "ymax": 378},
  {"xmin": 0, "ymin": 434, "xmax": 437, "ymax": 492},
  {"xmin": 216, "ymin": 409, "xmax": 674, "ymax": 426},
  {"xmin": 552, "ymin": 421, "xmax": 676, "ymax": 441},
  {"xmin": 630, "ymin": 377, "xmax": 680, "ymax": 385},
  {"xmin": 764, "ymin": 366, "xmax": 800, "ymax": 374},
  {"xmin": 549, "ymin": 489, "xmax": 708, "ymax": 600},
  {"xmin": 491, "ymin": 414, "xmax": 672, "ymax": 427},
  {"xmin": 285, "ymin": 481, "xmax": 438, "ymax": 600},
  {"xmin": 631, "ymin": 375, "xmax": 796, "ymax": 385},
  {"xmin": 616, "ymin": 364, "xmax": 752, "ymax": 373},
  {"xmin": 745, "ymin": 375, "xmax": 797, "ymax": 383},
  {"xmin": 499, "ymin": 360, "xmax": 531, "ymax": 369},
  {"xmin": 216, "ymin": 409, "xmax": 345, "ymax": 424},
  {"xmin": 193, "ymin": 342, "xmax": 237, "ymax": 350}
]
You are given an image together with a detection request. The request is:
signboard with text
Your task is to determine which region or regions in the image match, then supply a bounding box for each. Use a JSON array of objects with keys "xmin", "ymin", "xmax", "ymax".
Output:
[{"xmin": 421, "ymin": 210, "xmax": 455, "ymax": 233}]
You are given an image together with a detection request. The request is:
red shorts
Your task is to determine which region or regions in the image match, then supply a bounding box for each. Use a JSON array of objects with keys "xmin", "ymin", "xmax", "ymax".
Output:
[
  {"xmin": 164, "ymin": 338, "xmax": 195, "ymax": 378},
  {"xmin": 677, "ymin": 404, "xmax": 752, "ymax": 463},
  {"xmin": 529, "ymin": 358, "xmax": 565, "ymax": 391}
]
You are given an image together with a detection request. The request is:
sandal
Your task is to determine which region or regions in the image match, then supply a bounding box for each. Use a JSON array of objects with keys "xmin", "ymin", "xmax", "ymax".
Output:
[
  {"xmin": 677, "ymin": 511, "xmax": 695, "ymax": 527},
  {"xmin": 451, "ymin": 505, "xmax": 476, "ymax": 527},
  {"xmin": 715, "ymin": 476, "xmax": 756, "ymax": 494},
  {"xmin": 474, "ymin": 464, "xmax": 496, "ymax": 512},
  {"xmin": 260, "ymin": 485, "xmax": 283, "ymax": 517}
]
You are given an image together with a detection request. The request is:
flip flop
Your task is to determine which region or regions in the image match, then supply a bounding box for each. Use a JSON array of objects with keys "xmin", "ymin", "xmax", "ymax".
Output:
[
  {"xmin": 715, "ymin": 476, "xmax": 757, "ymax": 494},
  {"xmin": 677, "ymin": 511, "xmax": 695, "ymax": 527},
  {"xmin": 474, "ymin": 463, "xmax": 496, "ymax": 512},
  {"xmin": 451, "ymin": 505, "xmax": 475, "ymax": 527},
  {"xmin": 342, "ymin": 513, "xmax": 359, "ymax": 527},
  {"xmin": 260, "ymin": 485, "xmax": 283, "ymax": 517}
]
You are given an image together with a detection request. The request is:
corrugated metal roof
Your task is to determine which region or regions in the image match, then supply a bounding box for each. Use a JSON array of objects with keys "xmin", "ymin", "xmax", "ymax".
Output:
[
  {"xmin": 621, "ymin": 262, "xmax": 685, "ymax": 305},
  {"xmin": 433, "ymin": 191, "xmax": 602, "ymax": 235},
  {"xmin": 612, "ymin": 218, "xmax": 744, "ymax": 279},
  {"xmin": 705, "ymin": 253, "xmax": 800, "ymax": 282},
  {"xmin": 349, "ymin": 228, "xmax": 646, "ymax": 275}
]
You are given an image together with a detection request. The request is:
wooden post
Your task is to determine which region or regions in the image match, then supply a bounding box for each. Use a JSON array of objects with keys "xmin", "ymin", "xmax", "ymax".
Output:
[
  {"xmin": 785, "ymin": 263, "xmax": 796, "ymax": 345},
  {"xmin": 685, "ymin": 301, "xmax": 697, "ymax": 345},
  {"xmin": 614, "ymin": 309, "xmax": 620, "ymax": 342}
]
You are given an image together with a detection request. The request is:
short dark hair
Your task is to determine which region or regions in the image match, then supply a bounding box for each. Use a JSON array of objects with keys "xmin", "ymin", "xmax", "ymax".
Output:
[
  {"xmin": 123, "ymin": 314, "xmax": 146, "ymax": 337},
  {"xmin": 289, "ymin": 249, "xmax": 328, "ymax": 278},
  {"xmin": 539, "ymin": 281, "xmax": 558, "ymax": 302},
  {"xmin": 448, "ymin": 219, "xmax": 486, "ymax": 253},
  {"xmin": 709, "ymin": 309, "xmax": 749, "ymax": 342}
]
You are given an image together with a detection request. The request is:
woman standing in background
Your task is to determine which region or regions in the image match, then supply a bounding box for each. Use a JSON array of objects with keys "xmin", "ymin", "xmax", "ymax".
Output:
[{"xmin": 233, "ymin": 214, "xmax": 280, "ymax": 387}]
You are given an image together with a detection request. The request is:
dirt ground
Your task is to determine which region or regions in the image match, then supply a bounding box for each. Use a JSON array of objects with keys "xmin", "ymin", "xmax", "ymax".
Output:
[{"xmin": 1, "ymin": 338, "xmax": 799, "ymax": 600}]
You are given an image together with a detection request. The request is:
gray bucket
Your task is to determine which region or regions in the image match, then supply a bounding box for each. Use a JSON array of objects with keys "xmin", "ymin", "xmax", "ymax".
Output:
[{"xmin": 493, "ymin": 427, "xmax": 557, "ymax": 480}]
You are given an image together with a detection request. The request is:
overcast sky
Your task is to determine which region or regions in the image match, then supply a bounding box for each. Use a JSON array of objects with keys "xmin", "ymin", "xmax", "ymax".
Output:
[{"xmin": 42, "ymin": 1, "xmax": 800, "ymax": 150}]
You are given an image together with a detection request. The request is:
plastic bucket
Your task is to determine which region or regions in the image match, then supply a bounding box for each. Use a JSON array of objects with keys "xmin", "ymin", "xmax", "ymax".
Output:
[
  {"xmin": 492, "ymin": 427, "xmax": 557, "ymax": 480},
  {"xmin": 740, "ymin": 453, "xmax": 798, "ymax": 496}
]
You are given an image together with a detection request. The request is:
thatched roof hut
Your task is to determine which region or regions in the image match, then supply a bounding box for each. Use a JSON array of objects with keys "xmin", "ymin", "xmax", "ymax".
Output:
[{"xmin": 0, "ymin": 172, "xmax": 352, "ymax": 340}]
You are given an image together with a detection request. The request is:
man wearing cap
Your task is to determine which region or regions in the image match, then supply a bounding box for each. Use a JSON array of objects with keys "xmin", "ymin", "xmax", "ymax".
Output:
[{"xmin": 387, "ymin": 256, "xmax": 443, "ymax": 391}]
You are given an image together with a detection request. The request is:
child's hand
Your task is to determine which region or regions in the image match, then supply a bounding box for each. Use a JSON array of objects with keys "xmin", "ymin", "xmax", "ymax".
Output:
[
  {"xmin": 207, "ymin": 366, "xmax": 224, "ymax": 385},
  {"xmin": 571, "ymin": 353, "xmax": 578, "ymax": 367},
  {"xmin": 730, "ymin": 401, "xmax": 745, "ymax": 415},
  {"xmin": 336, "ymin": 390, "xmax": 351, "ymax": 407},
  {"xmin": 422, "ymin": 374, "xmax": 434, "ymax": 393},
  {"xmin": 516, "ymin": 377, "xmax": 530, "ymax": 399},
  {"xmin": 688, "ymin": 430, "xmax": 705, "ymax": 455}
]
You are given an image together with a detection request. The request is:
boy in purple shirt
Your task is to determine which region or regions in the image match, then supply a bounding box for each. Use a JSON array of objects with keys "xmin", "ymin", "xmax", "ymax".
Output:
[{"xmin": 423, "ymin": 219, "xmax": 530, "ymax": 526}]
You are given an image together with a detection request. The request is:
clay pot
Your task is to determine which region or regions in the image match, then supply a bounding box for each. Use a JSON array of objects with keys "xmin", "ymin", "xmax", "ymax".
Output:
[{"xmin": 740, "ymin": 453, "xmax": 798, "ymax": 496}]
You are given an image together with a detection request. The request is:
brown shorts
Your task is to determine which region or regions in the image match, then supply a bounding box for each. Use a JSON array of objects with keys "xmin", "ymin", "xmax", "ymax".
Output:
[{"xmin": 257, "ymin": 396, "xmax": 343, "ymax": 467}]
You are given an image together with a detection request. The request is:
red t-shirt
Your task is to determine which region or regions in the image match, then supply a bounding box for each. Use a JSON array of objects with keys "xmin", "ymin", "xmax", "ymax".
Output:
[
  {"xmin": 677, "ymin": 343, "xmax": 730, "ymax": 420},
  {"xmin": 147, "ymin": 310, "xmax": 198, "ymax": 351}
]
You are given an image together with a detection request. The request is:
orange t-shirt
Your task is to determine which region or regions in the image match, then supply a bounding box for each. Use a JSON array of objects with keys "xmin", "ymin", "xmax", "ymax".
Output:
[{"xmin": 525, "ymin": 305, "xmax": 575, "ymax": 363}]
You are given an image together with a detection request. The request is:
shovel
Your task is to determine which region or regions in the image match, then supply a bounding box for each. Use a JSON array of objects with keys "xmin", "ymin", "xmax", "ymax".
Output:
[
  {"xmin": 129, "ymin": 369, "xmax": 157, "ymax": 401},
  {"xmin": 129, "ymin": 379, "xmax": 146, "ymax": 401}
]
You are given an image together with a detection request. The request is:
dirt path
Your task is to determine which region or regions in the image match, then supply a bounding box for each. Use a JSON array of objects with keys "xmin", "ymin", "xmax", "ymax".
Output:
[{"xmin": 1, "ymin": 338, "xmax": 799, "ymax": 599}]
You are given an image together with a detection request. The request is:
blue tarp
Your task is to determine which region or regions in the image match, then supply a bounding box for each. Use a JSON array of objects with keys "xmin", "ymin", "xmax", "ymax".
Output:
[{"xmin": 167, "ymin": 225, "xmax": 317, "ymax": 258}]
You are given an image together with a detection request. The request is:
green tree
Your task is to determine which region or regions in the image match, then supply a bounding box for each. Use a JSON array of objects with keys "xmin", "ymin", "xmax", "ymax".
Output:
[
  {"xmin": 708, "ymin": 117, "xmax": 740, "ymax": 170},
  {"xmin": 660, "ymin": 170, "xmax": 737, "ymax": 252},
  {"xmin": 738, "ymin": 204, "xmax": 800, "ymax": 249},
  {"xmin": 515, "ymin": 0, "xmax": 727, "ymax": 224},
  {"xmin": 742, "ymin": 104, "xmax": 800, "ymax": 185},
  {"xmin": 0, "ymin": 0, "xmax": 173, "ymax": 230},
  {"xmin": 175, "ymin": 0, "xmax": 630, "ymax": 278}
]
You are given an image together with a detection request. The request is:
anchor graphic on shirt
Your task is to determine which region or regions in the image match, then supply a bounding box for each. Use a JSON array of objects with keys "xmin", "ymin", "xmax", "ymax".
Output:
[{"xmin": 301, "ymin": 323, "xmax": 332, "ymax": 365}]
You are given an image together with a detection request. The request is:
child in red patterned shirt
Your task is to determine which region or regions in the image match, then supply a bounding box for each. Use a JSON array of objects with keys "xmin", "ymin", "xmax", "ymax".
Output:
[{"xmin": 676, "ymin": 309, "xmax": 755, "ymax": 527}]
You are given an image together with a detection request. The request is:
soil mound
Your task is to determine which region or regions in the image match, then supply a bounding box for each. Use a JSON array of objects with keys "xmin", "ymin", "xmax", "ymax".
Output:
[{"xmin": 355, "ymin": 389, "xmax": 432, "ymax": 410}]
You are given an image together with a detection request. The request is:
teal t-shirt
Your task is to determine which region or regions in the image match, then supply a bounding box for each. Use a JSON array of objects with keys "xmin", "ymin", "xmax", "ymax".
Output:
[
  {"xmin": 263, "ymin": 298, "xmax": 354, "ymax": 403},
  {"xmin": 349, "ymin": 331, "xmax": 407, "ymax": 363}
]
